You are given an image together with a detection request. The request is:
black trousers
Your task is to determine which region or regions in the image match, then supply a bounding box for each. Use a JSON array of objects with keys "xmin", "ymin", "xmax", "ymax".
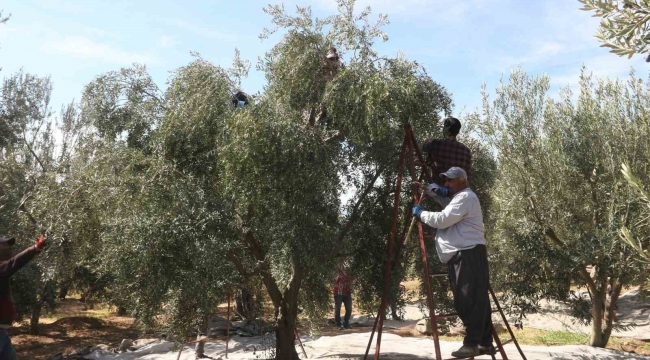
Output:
[
  {"xmin": 447, "ymin": 244, "xmax": 493, "ymax": 347},
  {"xmin": 334, "ymin": 294, "xmax": 352, "ymax": 326}
]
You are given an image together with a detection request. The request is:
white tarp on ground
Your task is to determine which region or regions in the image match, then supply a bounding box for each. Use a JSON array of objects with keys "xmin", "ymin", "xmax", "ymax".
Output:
[
  {"xmin": 521, "ymin": 289, "xmax": 650, "ymax": 341},
  {"xmin": 83, "ymin": 333, "xmax": 649, "ymax": 360},
  {"xmin": 396, "ymin": 289, "xmax": 650, "ymax": 341}
]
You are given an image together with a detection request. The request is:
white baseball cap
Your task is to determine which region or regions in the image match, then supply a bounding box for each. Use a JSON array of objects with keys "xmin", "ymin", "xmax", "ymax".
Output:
[{"xmin": 440, "ymin": 167, "xmax": 467, "ymax": 180}]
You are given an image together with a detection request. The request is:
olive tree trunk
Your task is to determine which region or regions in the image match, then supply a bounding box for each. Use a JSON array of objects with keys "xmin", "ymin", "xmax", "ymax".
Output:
[
  {"xmin": 266, "ymin": 263, "xmax": 304, "ymax": 360},
  {"xmin": 275, "ymin": 299, "xmax": 300, "ymax": 360},
  {"xmin": 236, "ymin": 288, "xmax": 256, "ymax": 320},
  {"xmin": 29, "ymin": 302, "xmax": 41, "ymax": 335},
  {"xmin": 589, "ymin": 281, "xmax": 622, "ymax": 347}
]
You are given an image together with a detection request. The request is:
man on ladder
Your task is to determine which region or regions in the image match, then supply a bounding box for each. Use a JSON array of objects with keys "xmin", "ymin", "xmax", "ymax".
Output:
[
  {"xmin": 422, "ymin": 117, "xmax": 472, "ymax": 186},
  {"xmin": 412, "ymin": 167, "xmax": 495, "ymax": 358}
]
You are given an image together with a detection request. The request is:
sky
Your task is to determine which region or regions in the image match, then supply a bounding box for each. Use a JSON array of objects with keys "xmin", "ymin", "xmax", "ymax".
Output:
[{"xmin": 0, "ymin": 0, "xmax": 648, "ymax": 118}]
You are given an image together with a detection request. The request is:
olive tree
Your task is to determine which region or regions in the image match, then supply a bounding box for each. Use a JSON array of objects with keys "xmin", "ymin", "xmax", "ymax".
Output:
[
  {"xmin": 469, "ymin": 67, "xmax": 650, "ymax": 347},
  {"xmin": 0, "ymin": 70, "xmax": 74, "ymax": 334},
  {"xmin": 75, "ymin": 1, "xmax": 455, "ymax": 357},
  {"xmin": 620, "ymin": 164, "xmax": 650, "ymax": 293},
  {"xmin": 579, "ymin": 0, "xmax": 650, "ymax": 60}
]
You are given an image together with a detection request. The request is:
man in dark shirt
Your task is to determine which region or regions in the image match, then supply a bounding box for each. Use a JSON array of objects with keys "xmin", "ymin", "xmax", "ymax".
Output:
[
  {"xmin": 422, "ymin": 117, "xmax": 472, "ymax": 186},
  {"xmin": 0, "ymin": 234, "xmax": 47, "ymax": 360}
]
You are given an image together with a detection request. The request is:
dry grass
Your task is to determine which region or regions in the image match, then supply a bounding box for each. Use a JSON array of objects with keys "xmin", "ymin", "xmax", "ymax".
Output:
[
  {"xmin": 389, "ymin": 327, "xmax": 422, "ymax": 337},
  {"xmin": 402, "ymin": 278, "xmax": 421, "ymax": 293},
  {"xmin": 37, "ymin": 302, "xmax": 114, "ymax": 324}
]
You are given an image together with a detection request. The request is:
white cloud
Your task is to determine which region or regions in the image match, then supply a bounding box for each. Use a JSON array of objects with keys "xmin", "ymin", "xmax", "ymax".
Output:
[
  {"xmin": 536, "ymin": 42, "xmax": 565, "ymax": 57},
  {"xmin": 83, "ymin": 26, "xmax": 120, "ymax": 40},
  {"xmin": 496, "ymin": 41, "xmax": 566, "ymax": 69},
  {"xmin": 165, "ymin": 19, "xmax": 239, "ymax": 42},
  {"xmin": 484, "ymin": 1, "xmax": 613, "ymax": 73},
  {"xmin": 34, "ymin": 0, "xmax": 91, "ymax": 15},
  {"xmin": 550, "ymin": 54, "xmax": 636, "ymax": 88},
  {"xmin": 541, "ymin": 1, "xmax": 599, "ymax": 45},
  {"xmin": 157, "ymin": 35, "xmax": 177, "ymax": 49},
  {"xmin": 0, "ymin": 26, "xmax": 16, "ymax": 42},
  {"xmin": 311, "ymin": 0, "xmax": 485, "ymax": 23},
  {"xmin": 42, "ymin": 36, "xmax": 157, "ymax": 66}
]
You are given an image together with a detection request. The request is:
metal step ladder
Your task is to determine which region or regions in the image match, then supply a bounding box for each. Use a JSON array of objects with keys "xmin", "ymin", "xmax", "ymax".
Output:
[{"xmin": 363, "ymin": 124, "xmax": 527, "ymax": 360}]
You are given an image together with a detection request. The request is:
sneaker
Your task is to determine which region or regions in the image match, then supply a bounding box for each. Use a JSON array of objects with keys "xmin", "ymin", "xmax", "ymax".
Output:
[
  {"xmin": 451, "ymin": 345, "xmax": 480, "ymax": 358},
  {"xmin": 343, "ymin": 323, "xmax": 352, "ymax": 330},
  {"xmin": 338, "ymin": 325, "xmax": 344, "ymax": 330},
  {"xmin": 478, "ymin": 345, "xmax": 497, "ymax": 355}
]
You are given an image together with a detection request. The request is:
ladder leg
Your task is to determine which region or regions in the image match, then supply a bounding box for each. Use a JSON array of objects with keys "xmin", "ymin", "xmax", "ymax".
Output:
[
  {"xmin": 363, "ymin": 133, "xmax": 409, "ymax": 360},
  {"xmin": 295, "ymin": 329, "xmax": 307, "ymax": 359},
  {"xmin": 408, "ymin": 135, "xmax": 443, "ymax": 360},
  {"xmin": 417, "ymin": 220, "xmax": 442, "ymax": 360},
  {"xmin": 363, "ymin": 308, "xmax": 381, "ymax": 359},
  {"xmin": 374, "ymin": 309, "xmax": 387, "ymax": 360},
  {"xmin": 492, "ymin": 325, "xmax": 508, "ymax": 360},
  {"xmin": 489, "ymin": 287, "xmax": 527, "ymax": 360},
  {"xmin": 405, "ymin": 135, "xmax": 443, "ymax": 360}
]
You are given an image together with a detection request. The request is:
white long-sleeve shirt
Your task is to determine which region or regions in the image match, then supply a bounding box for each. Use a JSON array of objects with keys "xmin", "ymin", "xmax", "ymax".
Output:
[{"xmin": 420, "ymin": 188, "xmax": 486, "ymax": 263}]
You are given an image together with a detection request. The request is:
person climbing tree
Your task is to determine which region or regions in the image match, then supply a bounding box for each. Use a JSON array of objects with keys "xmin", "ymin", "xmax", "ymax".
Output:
[
  {"xmin": 231, "ymin": 91, "xmax": 250, "ymax": 108},
  {"xmin": 305, "ymin": 46, "xmax": 343, "ymax": 127}
]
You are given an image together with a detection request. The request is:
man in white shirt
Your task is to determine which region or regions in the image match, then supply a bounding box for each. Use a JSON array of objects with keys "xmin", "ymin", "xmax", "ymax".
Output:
[{"xmin": 412, "ymin": 167, "xmax": 495, "ymax": 358}]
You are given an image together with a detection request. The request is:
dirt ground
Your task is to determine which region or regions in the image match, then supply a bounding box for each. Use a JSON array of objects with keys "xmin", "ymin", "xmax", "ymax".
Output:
[
  {"xmin": 10, "ymin": 289, "xmax": 650, "ymax": 360},
  {"xmin": 11, "ymin": 299, "xmax": 139, "ymax": 360}
]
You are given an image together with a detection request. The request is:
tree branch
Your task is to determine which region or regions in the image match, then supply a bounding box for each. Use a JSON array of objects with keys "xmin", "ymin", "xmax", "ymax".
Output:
[
  {"xmin": 18, "ymin": 202, "xmax": 40, "ymax": 229},
  {"xmin": 226, "ymin": 251, "xmax": 259, "ymax": 279},
  {"xmin": 544, "ymin": 228, "xmax": 598, "ymax": 294},
  {"xmin": 241, "ymin": 229, "xmax": 283, "ymax": 308},
  {"xmin": 233, "ymin": 210, "xmax": 284, "ymax": 308},
  {"xmin": 23, "ymin": 129, "xmax": 47, "ymax": 172},
  {"xmin": 234, "ymin": 209, "xmax": 265, "ymax": 262},
  {"xmin": 603, "ymin": 279, "xmax": 622, "ymax": 340},
  {"xmin": 324, "ymin": 130, "xmax": 345, "ymax": 144},
  {"xmin": 329, "ymin": 164, "xmax": 386, "ymax": 259},
  {"xmin": 290, "ymin": 261, "xmax": 304, "ymax": 298}
]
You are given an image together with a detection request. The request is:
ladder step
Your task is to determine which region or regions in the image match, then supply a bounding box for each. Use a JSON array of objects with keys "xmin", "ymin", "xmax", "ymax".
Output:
[
  {"xmin": 424, "ymin": 233, "xmax": 436, "ymax": 239},
  {"xmin": 430, "ymin": 272, "xmax": 447, "ymax": 277},
  {"xmin": 500, "ymin": 338, "xmax": 514, "ymax": 346}
]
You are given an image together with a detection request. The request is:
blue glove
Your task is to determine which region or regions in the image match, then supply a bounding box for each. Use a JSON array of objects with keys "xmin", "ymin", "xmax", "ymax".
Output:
[
  {"xmin": 412, "ymin": 205, "xmax": 425, "ymax": 220},
  {"xmin": 426, "ymin": 184, "xmax": 450, "ymax": 197},
  {"xmin": 433, "ymin": 186, "xmax": 450, "ymax": 197}
]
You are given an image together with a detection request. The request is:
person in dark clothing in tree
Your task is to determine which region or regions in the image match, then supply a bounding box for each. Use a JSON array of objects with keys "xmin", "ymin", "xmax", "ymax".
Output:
[
  {"xmin": 422, "ymin": 117, "xmax": 472, "ymax": 186},
  {"xmin": 304, "ymin": 46, "xmax": 344, "ymax": 128},
  {"xmin": 231, "ymin": 91, "xmax": 250, "ymax": 108},
  {"xmin": 0, "ymin": 234, "xmax": 47, "ymax": 360},
  {"xmin": 333, "ymin": 266, "xmax": 352, "ymax": 330},
  {"xmin": 322, "ymin": 46, "xmax": 341, "ymax": 81}
]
